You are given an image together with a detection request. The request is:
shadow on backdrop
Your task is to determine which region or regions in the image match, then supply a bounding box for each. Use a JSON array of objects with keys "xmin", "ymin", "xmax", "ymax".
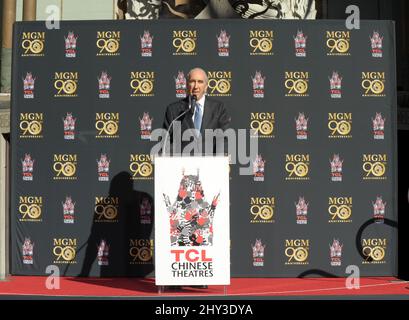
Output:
[
  {"xmin": 77, "ymin": 171, "xmax": 154, "ymax": 282},
  {"xmin": 297, "ymin": 270, "xmax": 338, "ymax": 278},
  {"xmin": 297, "ymin": 216, "xmax": 399, "ymax": 280}
]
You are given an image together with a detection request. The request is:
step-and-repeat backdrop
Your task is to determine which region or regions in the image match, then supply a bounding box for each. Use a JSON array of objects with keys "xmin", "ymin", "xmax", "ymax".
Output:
[{"xmin": 11, "ymin": 20, "xmax": 397, "ymax": 277}]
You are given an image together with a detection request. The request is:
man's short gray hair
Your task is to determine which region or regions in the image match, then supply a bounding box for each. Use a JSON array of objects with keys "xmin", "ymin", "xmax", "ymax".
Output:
[{"xmin": 187, "ymin": 67, "xmax": 208, "ymax": 84}]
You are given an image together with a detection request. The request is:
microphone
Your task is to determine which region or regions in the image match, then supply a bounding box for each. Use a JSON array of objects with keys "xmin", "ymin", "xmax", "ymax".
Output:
[
  {"xmin": 190, "ymin": 94, "xmax": 197, "ymax": 115},
  {"xmin": 162, "ymin": 94, "xmax": 198, "ymax": 156}
]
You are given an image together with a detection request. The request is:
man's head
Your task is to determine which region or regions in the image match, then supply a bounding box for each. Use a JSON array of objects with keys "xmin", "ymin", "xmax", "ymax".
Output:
[{"xmin": 187, "ymin": 68, "xmax": 208, "ymax": 100}]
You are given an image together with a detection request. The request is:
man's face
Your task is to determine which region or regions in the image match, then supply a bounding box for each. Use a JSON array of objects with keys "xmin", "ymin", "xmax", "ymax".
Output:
[{"xmin": 187, "ymin": 69, "xmax": 208, "ymax": 100}]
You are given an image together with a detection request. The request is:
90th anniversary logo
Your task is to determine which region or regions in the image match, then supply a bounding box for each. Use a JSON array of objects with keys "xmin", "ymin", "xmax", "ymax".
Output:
[
  {"xmin": 53, "ymin": 154, "xmax": 77, "ymax": 180},
  {"xmin": 250, "ymin": 197, "xmax": 275, "ymax": 223},
  {"xmin": 53, "ymin": 238, "xmax": 77, "ymax": 264},
  {"xmin": 328, "ymin": 113, "xmax": 352, "ymax": 138},
  {"xmin": 95, "ymin": 113, "xmax": 119, "ymax": 138},
  {"xmin": 328, "ymin": 197, "xmax": 352, "ymax": 223},
  {"xmin": 96, "ymin": 31, "xmax": 120, "ymax": 56},
  {"xmin": 250, "ymin": 113, "xmax": 275, "ymax": 138},
  {"xmin": 361, "ymin": 72, "xmax": 386, "ymax": 97},
  {"xmin": 54, "ymin": 72, "xmax": 78, "ymax": 97},
  {"xmin": 129, "ymin": 154, "xmax": 153, "ymax": 180},
  {"xmin": 19, "ymin": 113, "xmax": 43, "ymax": 138},
  {"xmin": 18, "ymin": 196, "xmax": 42, "ymax": 222},
  {"xmin": 129, "ymin": 239, "xmax": 153, "ymax": 264},
  {"xmin": 362, "ymin": 154, "xmax": 387, "ymax": 180},
  {"xmin": 130, "ymin": 71, "xmax": 154, "ymax": 97},
  {"xmin": 326, "ymin": 31, "xmax": 350, "ymax": 56},
  {"xmin": 21, "ymin": 32, "xmax": 45, "ymax": 56},
  {"xmin": 362, "ymin": 238, "xmax": 387, "ymax": 264},
  {"xmin": 285, "ymin": 72, "xmax": 309, "ymax": 97},
  {"xmin": 173, "ymin": 30, "xmax": 197, "ymax": 55},
  {"xmin": 249, "ymin": 30, "xmax": 273, "ymax": 55},
  {"xmin": 207, "ymin": 71, "xmax": 232, "ymax": 97},
  {"xmin": 94, "ymin": 197, "xmax": 119, "ymax": 222},
  {"xmin": 285, "ymin": 239, "xmax": 309, "ymax": 265},
  {"xmin": 285, "ymin": 154, "xmax": 310, "ymax": 180}
]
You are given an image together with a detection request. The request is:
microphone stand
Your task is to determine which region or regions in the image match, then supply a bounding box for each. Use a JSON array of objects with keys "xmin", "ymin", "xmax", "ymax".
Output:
[{"xmin": 162, "ymin": 95, "xmax": 197, "ymax": 156}]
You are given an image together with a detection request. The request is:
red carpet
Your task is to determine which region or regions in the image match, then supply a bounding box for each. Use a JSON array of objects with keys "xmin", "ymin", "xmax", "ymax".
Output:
[{"xmin": 0, "ymin": 276, "xmax": 408, "ymax": 298}]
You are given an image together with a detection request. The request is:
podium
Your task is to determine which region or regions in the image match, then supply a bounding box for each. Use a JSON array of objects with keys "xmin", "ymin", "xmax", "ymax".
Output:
[{"xmin": 154, "ymin": 156, "xmax": 230, "ymax": 286}]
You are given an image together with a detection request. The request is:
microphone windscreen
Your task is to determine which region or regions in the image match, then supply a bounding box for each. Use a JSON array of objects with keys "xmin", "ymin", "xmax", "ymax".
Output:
[{"xmin": 191, "ymin": 95, "xmax": 197, "ymax": 113}]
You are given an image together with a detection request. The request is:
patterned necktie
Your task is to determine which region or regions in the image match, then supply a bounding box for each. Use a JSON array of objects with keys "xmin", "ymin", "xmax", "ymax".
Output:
[{"xmin": 194, "ymin": 102, "xmax": 203, "ymax": 131}]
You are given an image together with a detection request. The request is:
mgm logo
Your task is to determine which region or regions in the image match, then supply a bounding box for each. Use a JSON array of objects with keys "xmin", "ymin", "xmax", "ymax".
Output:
[
  {"xmin": 53, "ymin": 238, "xmax": 77, "ymax": 264},
  {"xmin": 130, "ymin": 71, "xmax": 154, "ymax": 97},
  {"xmin": 249, "ymin": 30, "xmax": 273, "ymax": 55},
  {"xmin": 250, "ymin": 197, "xmax": 275, "ymax": 223},
  {"xmin": 285, "ymin": 72, "xmax": 309, "ymax": 97},
  {"xmin": 19, "ymin": 113, "xmax": 43, "ymax": 138},
  {"xmin": 207, "ymin": 71, "xmax": 232, "ymax": 96},
  {"xmin": 129, "ymin": 239, "xmax": 154, "ymax": 264},
  {"xmin": 361, "ymin": 72, "xmax": 386, "ymax": 97},
  {"xmin": 53, "ymin": 154, "xmax": 77, "ymax": 180},
  {"xmin": 18, "ymin": 196, "xmax": 42, "ymax": 222},
  {"xmin": 328, "ymin": 113, "xmax": 352, "ymax": 138},
  {"xmin": 129, "ymin": 154, "xmax": 154, "ymax": 180},
  {"xmin": 328, "ymin": 197, "xmax": 352, "ymax": 223},
  {"xmin": 21, "ymin": 32, "xmax": 45, "ymax": 56},
  {"xmin": 362, "ymin": 154, "xmax": 387, "ymax": 180},
  {"xmin": 95, "ymin": 113, "xmax": 119, "ymax": 138},
  {"xmin": 94, "ymin": 197, "xmax": 119, "ymax": 222},
  {"xmin": 285, "ymin": 154, "xmax": 310, "ymax": 180},
  {"xmin": 362, "ymin": 238, "xmax": 387, "ymax": 264},
  {"xmin": 172, "ymin": 30, "xmax": 197, "ymax": 55},
  {"xmin": 326, "ymin": 31, "xmax": 350, "ymax": 56},
  {"xmin": 96, "ymin": 31, "xmax": 120, "ymax": 56},
  {"xmin": 250, "ymin": 113, "xmax": 275, "ymax": 138},
  {"xmin": 54, "ymin": 72, "xmax": 78, "ymax": 97},
  {"xmin": 285, "ymin": 239, "xmax": 309, "ymax": 265}
]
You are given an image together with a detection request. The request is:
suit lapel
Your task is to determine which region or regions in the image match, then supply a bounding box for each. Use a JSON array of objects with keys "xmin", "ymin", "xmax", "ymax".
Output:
[
  {"xmin": 200, "ymin": 98, "xmax": 213, "ymax": 134},
  {"xmin": 181, "ymin": 99, "xmax": 194, "ymax": 130}
]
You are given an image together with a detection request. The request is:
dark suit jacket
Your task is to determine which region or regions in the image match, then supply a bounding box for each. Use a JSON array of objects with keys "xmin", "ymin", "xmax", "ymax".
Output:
[{"xmin": 162, "ymin": 96, "xmax": 231, "ymax": 155}]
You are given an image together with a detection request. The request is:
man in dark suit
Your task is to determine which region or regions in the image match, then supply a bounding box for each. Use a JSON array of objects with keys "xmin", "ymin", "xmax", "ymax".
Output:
[{"xmin": 163, "ymin": 67, "xmax": 230, "ymax": 155}]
